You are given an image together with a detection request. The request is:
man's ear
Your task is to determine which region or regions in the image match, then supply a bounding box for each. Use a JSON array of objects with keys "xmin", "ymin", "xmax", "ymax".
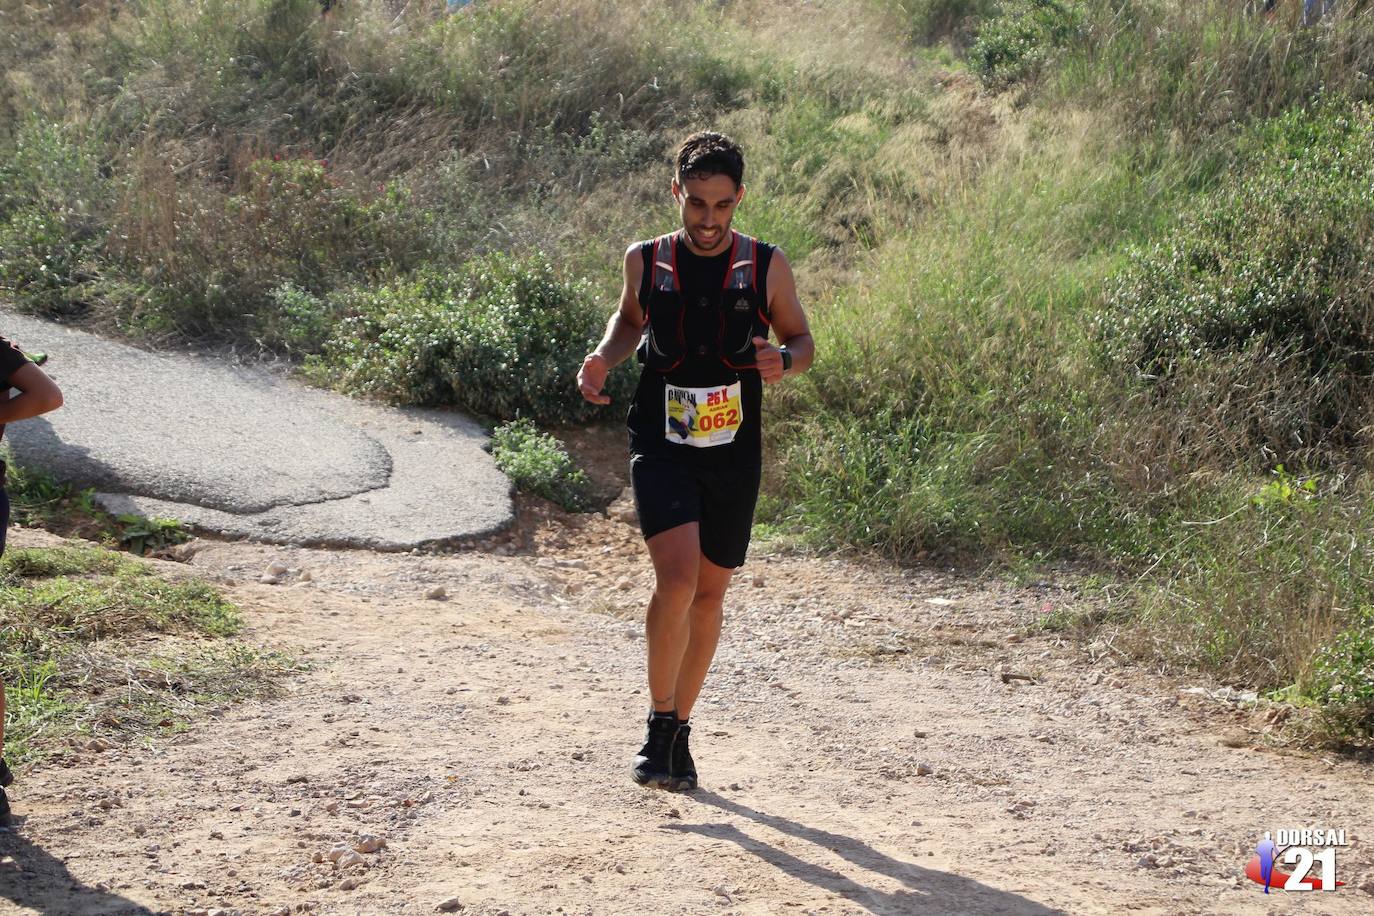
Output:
[
  {"xmin": 671, "ymin": 178, "xmax": 682, "ymax": 202},
  {"xmin": 736, "ymin": 183, "xmax": 747, "ymax": 207}
]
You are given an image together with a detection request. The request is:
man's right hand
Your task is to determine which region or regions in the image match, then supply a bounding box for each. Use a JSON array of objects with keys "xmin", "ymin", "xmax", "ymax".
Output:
[{"xmin": 577, "ymin": 353, "xmax": 611, "ymax": 405}]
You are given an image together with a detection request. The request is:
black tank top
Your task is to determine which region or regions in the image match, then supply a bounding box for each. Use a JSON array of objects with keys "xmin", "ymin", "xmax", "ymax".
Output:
[{"xmin": 627, "ymin": 236, "xmax": 773, "ymax": 467}]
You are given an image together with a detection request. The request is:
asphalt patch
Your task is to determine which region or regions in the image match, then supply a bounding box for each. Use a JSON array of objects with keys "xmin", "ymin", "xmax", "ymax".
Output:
[{"xmin": 2, "ymin": 311, "xmax": 512, "ymax": 548}]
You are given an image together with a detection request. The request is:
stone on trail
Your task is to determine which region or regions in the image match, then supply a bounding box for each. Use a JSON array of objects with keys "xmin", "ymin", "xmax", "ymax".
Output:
[
  {"xmin": 335, "ymin": 850, "xmax": 366, "ymax": 869},
  {"xmin": 338, "ymin": 876, "xmax": 364, "ymax": 890},
  {"xmin": 266, "ymin": 560, "xmax": 289, "ymax": 577},
  {"xmin": 916, "ymin": 763, "xmax": 934, "ymax": 776},
  {"xmin": 426, "ymin": 585, "xmax": 448, "ymax": 600},
  {"xmin": 436, "ymin": 897, "xmax": 465, "ymax": 912},
  {"xmin": 325, "ymin": 844, "xmax": 350, "ymax": 863},
  {"xmin": 353, "ymin": 834, "xmax": 387, "ymax": 854}
]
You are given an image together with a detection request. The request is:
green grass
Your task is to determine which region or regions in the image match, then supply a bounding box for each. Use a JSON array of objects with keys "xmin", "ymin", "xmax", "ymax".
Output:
[
  {"xmin": 0, "ymin": 545, "xmax": 294, "ymax": 763},
  {"xmin": 4, "ymin": 0, "xmax": 1374, "ymax": 742},
  {"xmin": 4, "ymin": 449, "xmax": 190, "ymax": 554}
]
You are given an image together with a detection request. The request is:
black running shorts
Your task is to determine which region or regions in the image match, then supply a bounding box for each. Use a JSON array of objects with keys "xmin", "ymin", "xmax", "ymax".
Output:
[{"xmin": 629, "ymin": 453, "xmax": 762, "ymax": 569}]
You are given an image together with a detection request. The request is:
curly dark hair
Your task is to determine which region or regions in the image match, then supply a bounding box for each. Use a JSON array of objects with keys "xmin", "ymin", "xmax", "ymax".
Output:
[{"xmin": 675, "ymin": 131, "xmax": 745, "ymax": 188}]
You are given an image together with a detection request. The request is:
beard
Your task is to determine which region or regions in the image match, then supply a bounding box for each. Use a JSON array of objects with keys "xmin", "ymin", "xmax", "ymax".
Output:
[{"xmin": 686, "ymin": 223, "xmax": 730, "ymax": 253}]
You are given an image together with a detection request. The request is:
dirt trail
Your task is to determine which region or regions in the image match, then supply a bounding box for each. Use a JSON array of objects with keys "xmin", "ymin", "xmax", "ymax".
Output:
[{"xmin": 2, "ymin": 508, "xmax": 1373, "ymax": 916}]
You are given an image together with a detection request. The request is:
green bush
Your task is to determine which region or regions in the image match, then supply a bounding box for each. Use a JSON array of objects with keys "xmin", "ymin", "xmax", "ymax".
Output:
[
  {"xmin": 881, "ymin": 0, "xmax": 1000, "ymax": 46},
  {"xmin": 1307, "ymin": 605, "xmax": 1374, "ymax": 742},
  {"xmin": 311, "ymin": 253, "xmax": 636, "ymax": 424},
  {"xmin": 1093, "ymin": 100, "xmax": 1374, "ymax": 466},
  {"xmin": 971, "ymin": 0, "xmax": 1083, "ymax": 90},
  {"xmin": 0, "ymin": 120, "xmax": 111, "ymax": 317},
  {"xmin": 490, "ymin": 418, "xmax": 593, "ymax": 512}
]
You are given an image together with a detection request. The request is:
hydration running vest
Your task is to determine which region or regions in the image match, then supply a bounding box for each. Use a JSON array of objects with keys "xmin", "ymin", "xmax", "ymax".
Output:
[{"xmin": 637, "ymin": 230, "xmax": 771, "ymax": 373}]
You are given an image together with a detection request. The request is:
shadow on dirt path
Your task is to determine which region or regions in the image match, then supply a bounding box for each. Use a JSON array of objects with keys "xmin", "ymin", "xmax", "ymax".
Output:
[{"xmin": 671, "ymin": 791, "xmax": 1065, "ymax": 915}]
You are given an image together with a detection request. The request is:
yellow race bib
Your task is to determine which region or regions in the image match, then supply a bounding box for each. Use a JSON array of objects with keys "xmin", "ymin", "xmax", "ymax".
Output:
[{"xmin": 665, "ymin": 382, "xmax": 743, "ymax": 448}]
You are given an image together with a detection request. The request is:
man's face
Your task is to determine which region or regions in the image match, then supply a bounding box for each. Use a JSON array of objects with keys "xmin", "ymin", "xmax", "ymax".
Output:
[{"xmin": 673, "ymin": 172, "xmax": 744, "ymax": 255}]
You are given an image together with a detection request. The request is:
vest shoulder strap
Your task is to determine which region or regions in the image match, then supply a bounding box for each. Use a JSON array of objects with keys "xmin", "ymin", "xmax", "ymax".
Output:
[
  {"xmin": 651, "ymin": 231, "xmax": 761, "ymax": 295},
  {"xmin": 727, "ymin": 232, "xmax": 757, "ymax": 291},
  {"xmin": 653, "ymin": 233, "xmax": 678, "ymax": 293}
]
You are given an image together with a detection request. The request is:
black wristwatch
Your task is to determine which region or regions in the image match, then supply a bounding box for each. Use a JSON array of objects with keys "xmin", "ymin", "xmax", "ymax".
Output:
[{"xmin": 779, "ymin": 347, "xmax": 793, "ymax": 372}]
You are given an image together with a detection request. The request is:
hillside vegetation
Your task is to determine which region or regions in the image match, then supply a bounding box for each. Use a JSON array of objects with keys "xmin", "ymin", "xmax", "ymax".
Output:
[{"xmin": 2, "ymin": 0, "xmax": 1373, "ymax": 741}]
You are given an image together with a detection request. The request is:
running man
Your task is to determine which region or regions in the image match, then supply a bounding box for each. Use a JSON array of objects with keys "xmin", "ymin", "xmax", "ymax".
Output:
[
  {"xmin": 0, "ymin": 336, "xmax": 64, "ymax": 826},
  {"xmin": 577, "ymin": 131, "xmax": 814, "ymax": 790},
  {"xmin": 1257, "ymin": 832, "xmax": 1277, "ymax": 893}
]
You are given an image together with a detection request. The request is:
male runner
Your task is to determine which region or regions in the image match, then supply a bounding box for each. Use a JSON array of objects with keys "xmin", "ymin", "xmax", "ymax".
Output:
[
  {"xmin": 0, "ymin": 338, "xmax": 64, "ymax": 827},
  {"xmin": 577, "ymin": 131, "xmax": 814, "ymax": 790}
]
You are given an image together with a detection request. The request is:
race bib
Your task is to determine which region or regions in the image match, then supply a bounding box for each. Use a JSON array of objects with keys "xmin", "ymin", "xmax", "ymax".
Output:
[{"xmin": 665, "ymin": 382, "xmax": 743, "ymax": 448}]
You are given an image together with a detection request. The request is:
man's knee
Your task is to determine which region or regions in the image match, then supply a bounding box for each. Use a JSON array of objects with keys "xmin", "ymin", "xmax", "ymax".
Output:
[
  {"xmin": 691, "ymin": 583, "xmax": 728, "ymax": 612},
  {"xmin": 693, "ymin": 558, "xmax": 734, "ymax": 609},
  {"xmin": 651, "ymin": 577, "xmax": 697, "ymax": 615}
]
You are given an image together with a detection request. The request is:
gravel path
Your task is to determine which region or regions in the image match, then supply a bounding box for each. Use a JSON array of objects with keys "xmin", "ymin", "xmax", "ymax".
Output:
[
  {"xmin": 0, "ymin": 311, "xmax": 512, "ymax": 548},
  {"xmin": 2, "ymin": 513, "xmax": 1371, "ymax": 915}
]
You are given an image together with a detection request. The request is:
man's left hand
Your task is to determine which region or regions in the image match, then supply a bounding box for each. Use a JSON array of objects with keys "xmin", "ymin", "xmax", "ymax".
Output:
[{"xmin": 752, "ymin": 336, "xmax": 785, "ymax": 384}]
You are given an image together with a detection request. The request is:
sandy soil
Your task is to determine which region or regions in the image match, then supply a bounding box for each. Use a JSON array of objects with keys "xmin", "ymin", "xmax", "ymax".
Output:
[{"xmin": 2, "ymin": 502, "xmax": 1373, "ymax": 916}]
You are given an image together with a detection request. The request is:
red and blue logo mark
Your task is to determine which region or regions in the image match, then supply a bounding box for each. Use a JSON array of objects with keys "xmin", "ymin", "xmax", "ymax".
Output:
[{"xmin": 1245, "ymin": 830, "xmax": 1346, "ymax": 892}]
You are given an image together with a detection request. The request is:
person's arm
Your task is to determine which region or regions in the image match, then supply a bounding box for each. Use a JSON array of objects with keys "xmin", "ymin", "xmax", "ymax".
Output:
[
  {"xmin": 751, "ymin": 250, "xmax": 814, "ymax": 384},
  {"xmin": 0, "ymin": 362, "xmax": 63, "ymax": 423},
  {"xmin": 577, "ymin": 244, "xmax": 648, "ymax": 406}
]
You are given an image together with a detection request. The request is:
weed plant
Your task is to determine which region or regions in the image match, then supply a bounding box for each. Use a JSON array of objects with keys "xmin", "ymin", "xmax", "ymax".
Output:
[
  {"xmin": 490, "ymin": 418, "xmax": 593, "ymax": 512},
  {"xmin": 0, "ymin": 545, "xmax": 291, "ymax": 762}
]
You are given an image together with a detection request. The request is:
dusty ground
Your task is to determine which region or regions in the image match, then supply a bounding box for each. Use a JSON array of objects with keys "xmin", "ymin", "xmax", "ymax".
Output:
[{"xmin": 2, "ymin": 493, "xmax": 1373, "ymax": 915}]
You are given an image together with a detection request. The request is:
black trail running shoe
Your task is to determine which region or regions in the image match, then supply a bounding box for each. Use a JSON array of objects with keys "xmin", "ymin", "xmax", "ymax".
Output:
[
  {"xmin": 670, "ymin": 723, "xmax": 698, "ymax": 791},
  {"xmin": 0, "ymin": 758, "xmax": 12, "ymax": 788},
  {"xmin": 631, "ymin": 714, "xmax": 678, "ymax": 788},
  {"xmin": 0, "ymin": 786, "xmax": 10, "ymax": 827}
]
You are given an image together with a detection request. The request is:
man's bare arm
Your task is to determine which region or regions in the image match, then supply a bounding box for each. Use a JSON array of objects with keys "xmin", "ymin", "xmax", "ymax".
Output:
[
  {"xmin": 752, "ymin": 250, "xmax": 814, "ymax": 384},
  {"xmin": 578, "ymin": 245, "xmax": 647, "ymax": 405},
  {"xmin": 0, "ymin": 362, "xmax": 63, "ymax": 423}
]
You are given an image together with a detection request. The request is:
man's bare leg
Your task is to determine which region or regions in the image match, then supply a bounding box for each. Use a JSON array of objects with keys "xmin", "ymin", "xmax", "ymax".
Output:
[
  {"xmin": 674, "ymin": 556, "xmax": 733, "ymax": 722},
  {"xmin": 644, "ymin": 523, "xmax": 700, "ymax": 713},
  {"xmin": 664, "ymin": 556, "xmax": 733, "ymax": 791},
  {"xmin": 632, "ymin": 523, "xmax": 700, "ymax": 787}
]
